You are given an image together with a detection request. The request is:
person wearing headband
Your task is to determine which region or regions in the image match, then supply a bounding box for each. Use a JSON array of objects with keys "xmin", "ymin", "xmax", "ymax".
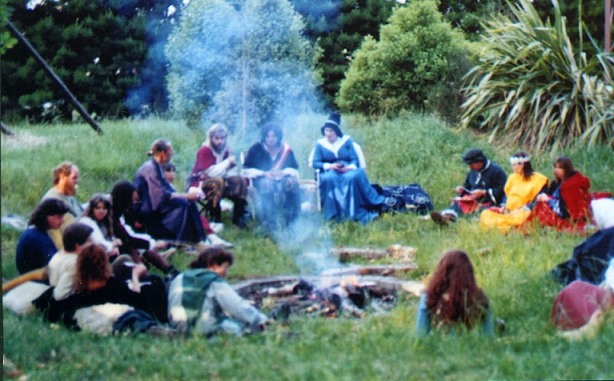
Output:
[
  {"xmin": 311, "ymin": 112, "xmax": 386, "ymax": 224},
  {"xmin": 480, "ymin": 151, "xmax": 548, "ymax": 232},
  {"xmin": 431, "ymin": 148, "xmax": 507, "ymax": 225}
]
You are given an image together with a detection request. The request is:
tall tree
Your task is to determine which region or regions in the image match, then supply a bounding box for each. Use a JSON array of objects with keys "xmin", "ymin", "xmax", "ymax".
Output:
[
  {"xmin": 1, "ymin": 0, "xmax": 179, "ymax": 122},
  {"xmin": 166, "ymin": 0, "xmax": 319, "ymax": 131}
]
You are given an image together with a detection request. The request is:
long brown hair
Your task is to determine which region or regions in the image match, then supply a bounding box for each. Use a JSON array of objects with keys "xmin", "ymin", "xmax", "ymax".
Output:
[
  {"xmin": 74, "ymin": 244, "xmax": 112, "ymax": 293},
  {"xmin": 425, "ymin": 250, "xmax": 489, "ymax": 331},
  {"xmin": 553, "ymin": 157, "xmax": 576, "ymax": 181},
  {"xmin": 83, "ymin": 194, "xmax": 113, "ymax": 239}
]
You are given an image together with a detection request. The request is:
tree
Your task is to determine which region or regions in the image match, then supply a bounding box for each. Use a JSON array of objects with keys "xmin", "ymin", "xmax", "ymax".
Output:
[
  {"xmin": 165, "ymin": 0, "xmax": 319, "ymax": 131},
  {"xmin": 336, "ymin": 0, "xmax": 472, "ymax": 118},
  {"xmin": 292, "ymin": 0, "xmax": 402, "ymax": 106},
  {"xmin": 0, "ymin": 0, "xmax": 18, "ymax": 55},
  {"xmin": 459, "ymin": 0, "xmax": 614, "ymax": 150},
  {"xmin": 1, "ymin": 0, "xmax": 180, "ymax": 122}
]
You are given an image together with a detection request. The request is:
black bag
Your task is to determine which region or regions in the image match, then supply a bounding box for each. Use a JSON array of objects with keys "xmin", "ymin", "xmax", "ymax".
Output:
[{"xmin": 372, "ymin": 183, "xmax": 434, "ymax": 215}]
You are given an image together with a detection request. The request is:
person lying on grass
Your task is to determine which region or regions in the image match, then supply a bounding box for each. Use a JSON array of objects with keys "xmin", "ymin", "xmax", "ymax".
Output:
[
  {"xmin": 167, "ymin": 247, "xmax": 268, "ymax": 336},
  {"xmin": 15, "ymin": 198, "xmax": 69, "ymax": 274},
  {"xmin": 34, "ymin": 243, "xmax": 169, "ymax": 329},
  {"xmin": 416, "ymin": 250, "xmax": 493, "ymax": 337},
  {"xmin": 551, "ymin": 257, "xmax": 614, "ymax": 340}
]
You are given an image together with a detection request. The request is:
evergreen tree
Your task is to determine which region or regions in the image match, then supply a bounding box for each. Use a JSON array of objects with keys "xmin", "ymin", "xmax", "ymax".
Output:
[
  {"xmin": 166, "ymin": 0, "xmax": 319, "ymax": 131},
  {"xmin": 1, "ymin": 0, "xmax": 179, "ymax": 122},
  {"xmin": 336, "ymin": 0, "xmax": 472, "ymax": 118},
  {"xmin": 292, "ymin": 0, "xmax": 402, "ymax": 106}
]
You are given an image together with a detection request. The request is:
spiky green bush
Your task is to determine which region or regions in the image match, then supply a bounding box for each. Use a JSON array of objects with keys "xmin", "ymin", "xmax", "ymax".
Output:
[{"xmin": 459, "ymin": 0, "xmax": 614, "ymax": 150}]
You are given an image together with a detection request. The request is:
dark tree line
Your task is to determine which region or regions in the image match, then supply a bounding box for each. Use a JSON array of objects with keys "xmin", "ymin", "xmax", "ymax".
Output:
[{"xmin": 1, "ymin": 0, "xmax": 606, "ymax": 122}]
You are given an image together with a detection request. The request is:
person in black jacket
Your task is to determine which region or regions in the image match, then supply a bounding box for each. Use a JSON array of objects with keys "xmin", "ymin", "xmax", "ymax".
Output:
[{"xmin": 431, "ymin": 148, "xmax": 507, "ymax": 225}]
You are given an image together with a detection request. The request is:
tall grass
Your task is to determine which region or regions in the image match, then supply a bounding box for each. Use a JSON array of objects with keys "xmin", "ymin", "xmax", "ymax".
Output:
[{"xmin": 2, "ymin": 115, "xmax": 614, "ymax": 380}]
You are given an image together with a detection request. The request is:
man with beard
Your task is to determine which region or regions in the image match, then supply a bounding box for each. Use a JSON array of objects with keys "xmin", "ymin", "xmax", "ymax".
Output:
[
  {"xmin": 41, "ymin": 162, "xmax": 84, "ymax": 248},
  {"xmin": 189, "ymin": 124, "xmax": 249, "ymax": 229}
]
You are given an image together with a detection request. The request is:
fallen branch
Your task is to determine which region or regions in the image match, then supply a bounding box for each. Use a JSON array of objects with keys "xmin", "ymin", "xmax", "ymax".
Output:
[{"xmin": 331, "ymin": 244, "xmax": 417, "ymax": 262}]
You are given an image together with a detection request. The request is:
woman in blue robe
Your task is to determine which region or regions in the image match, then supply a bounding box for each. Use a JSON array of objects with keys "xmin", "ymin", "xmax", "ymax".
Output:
[
  {"xmin": 311, "ymin": 113, "xmax": 385, "ymax": 224},
  {"xmin": 133, "ymin": 139, "xmax": 208, "ymax": 246}
]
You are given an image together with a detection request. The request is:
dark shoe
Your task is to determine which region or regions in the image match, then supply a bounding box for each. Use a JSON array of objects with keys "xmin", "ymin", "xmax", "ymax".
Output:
[
  {"xmin": 233, "ymin": 213, "xmax": 250, "ymax": 230},
  {"xmin": 430, "ymin": 211, "xmax": 448, "ymax": 226}
]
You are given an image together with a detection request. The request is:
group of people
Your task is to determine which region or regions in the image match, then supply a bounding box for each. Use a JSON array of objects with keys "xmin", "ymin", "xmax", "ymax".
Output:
[
  {"xmin": 6, "ymin": 112, "xmax": 613, "ymax": 339},
  {"xmin": 430, "ymin": 149, "xmax": 593, "ymax": 234}
]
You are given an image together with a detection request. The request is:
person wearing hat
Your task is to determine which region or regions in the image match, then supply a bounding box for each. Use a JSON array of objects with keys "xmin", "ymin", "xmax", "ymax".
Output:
[
  {"xmin": 311, "ymin": 112, "xmax": 386, "ymax": 224},
  {"xmin": 431, "ymin": 148, "xmax": 507, "ymax": 225}
]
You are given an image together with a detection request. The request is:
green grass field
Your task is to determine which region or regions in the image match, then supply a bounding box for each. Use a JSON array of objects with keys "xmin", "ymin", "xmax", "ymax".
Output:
[{"xmin": 2, "ymin": 114, "xmax": 613, "ymax": 380}]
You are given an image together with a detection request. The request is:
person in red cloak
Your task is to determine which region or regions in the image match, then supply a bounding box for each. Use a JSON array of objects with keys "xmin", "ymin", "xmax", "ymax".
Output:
[{"xmin": 521, "ymin": 157, "xmax": 590, "ymax": 232}]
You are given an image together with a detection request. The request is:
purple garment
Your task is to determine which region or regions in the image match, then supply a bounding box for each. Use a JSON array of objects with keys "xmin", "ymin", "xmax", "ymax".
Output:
[{"xmin": 133, "ymin": 158, "xmax": 206, "ymax": 243}]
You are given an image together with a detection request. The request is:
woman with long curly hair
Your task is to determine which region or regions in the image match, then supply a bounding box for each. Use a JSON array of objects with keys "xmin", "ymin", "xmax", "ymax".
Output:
[{"xmin": 416, "ymin": 250, "xmax": 493, "ymax": 336}]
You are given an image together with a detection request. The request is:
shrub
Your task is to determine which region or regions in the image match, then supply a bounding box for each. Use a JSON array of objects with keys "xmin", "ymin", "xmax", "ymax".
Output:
[
  {"xmin": 459, "ymin": 0, "xmax": 614, "ymax": 150},
  {"xmin": 336, "ymin": 0, "xmax": 472, "ymax": 117}
]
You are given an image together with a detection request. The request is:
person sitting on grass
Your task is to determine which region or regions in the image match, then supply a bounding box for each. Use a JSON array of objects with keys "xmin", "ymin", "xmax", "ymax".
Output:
[
  {"xmin": 430, "ymin": 148, "xmax": 507, "ymax": 226},
  {"xmin": 4, "ymin": 222, "xmax": 92, "ymax": 294},
  {"xmin": 521, "ymin": 157, "xmax": 591, "ymax": 233},
  {"xmin": 163, "ymin": 162, "xmax": 230, "ymax": 247},
  {"xmin": 41, "ymin": 162, "xmax": 84, "ymax": 248},
  {"xmin": 47, "ymin": 223, "xmax": 93, "ymax": 301},
  {"xmin": 79, "ymin": 194, "xmax": 122, "ymax": 259},
  {"xmin": 167, "ymin": 247, "xmax": 268, "ymax": 336},
  {"xmin": 552, "ymin": 198, "xmax": 614, "ymax": 286},
  {"xmin": 480, "ymin": 151, "xmax": 549, "ymax": 233},
  {"xmin": 15, "ymin": 198, "xmax": 69, "ymax": 274},
  {"xmin": 34, "ymin": 243, "xmax": 169, "ymax": 329},
  {"xmin": 416, "ymin": 250, "xmax": 493, "ymax": 337},
  {"xmin": 133, "ymin": 139, "xmax": 210, "ymax": 252},
  {"xmin": 109, "ymin": 180, "xmax": 179, "ymax": 279},
  {"xmin": 551, "ymin": 257, "xmax": 614, "ymax": 340}
]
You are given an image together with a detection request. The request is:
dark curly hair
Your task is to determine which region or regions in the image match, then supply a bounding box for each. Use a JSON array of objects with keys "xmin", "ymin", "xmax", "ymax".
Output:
[
  {"xmin": 74, "ymin": 243, "xmax": 112, "ymax": 293},
  {"xmin": 28, "ymin": 199, "xmax": 70, "ymax": 230},
  {"xmin": 189, "ymin": 247, "xmax": 234, "ymax": 269}
]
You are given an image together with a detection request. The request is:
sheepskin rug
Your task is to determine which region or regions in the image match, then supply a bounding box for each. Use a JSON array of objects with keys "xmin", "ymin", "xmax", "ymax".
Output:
[{"xmin": 74, "ymin": 303, "xmax": 134, "ymax": 336}]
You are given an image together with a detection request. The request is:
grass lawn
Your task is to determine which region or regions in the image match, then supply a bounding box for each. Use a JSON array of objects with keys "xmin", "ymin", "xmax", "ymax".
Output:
[{"xmin": 2, "ymin": 114, "xmax": 614, "ymax": 380}]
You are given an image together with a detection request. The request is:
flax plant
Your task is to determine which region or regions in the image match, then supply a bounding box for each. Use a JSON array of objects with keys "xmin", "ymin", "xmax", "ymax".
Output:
[{"xmin": 459, "ymin": 0, "xmax": 614, "ymax": 151}]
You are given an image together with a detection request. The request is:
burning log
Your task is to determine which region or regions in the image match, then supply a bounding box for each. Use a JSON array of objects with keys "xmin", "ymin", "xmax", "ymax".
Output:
[{"xmin": 330, "ymin": 244, "xmax": 417, "ymax": 263}]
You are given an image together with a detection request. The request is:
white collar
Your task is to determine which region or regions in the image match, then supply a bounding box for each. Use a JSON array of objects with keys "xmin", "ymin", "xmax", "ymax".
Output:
[{"xmin": 317, "ymin": 135, "xmax": 351, "ymax": 153}]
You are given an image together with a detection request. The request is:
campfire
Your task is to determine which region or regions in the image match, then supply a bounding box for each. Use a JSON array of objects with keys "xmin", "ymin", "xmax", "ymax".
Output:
[
  {"xmin": 233, "ymin": 272, "xmax": 423, "ymax": 320},
  {"xmin": 233, "ymin": 245, "xmax": 422, "ymax": 319}
]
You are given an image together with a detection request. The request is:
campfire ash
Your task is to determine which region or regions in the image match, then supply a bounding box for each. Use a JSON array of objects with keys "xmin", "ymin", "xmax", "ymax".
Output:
[{"xmin": 233, "ymin": 274, "xmax": 423, "ymax": 319}]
